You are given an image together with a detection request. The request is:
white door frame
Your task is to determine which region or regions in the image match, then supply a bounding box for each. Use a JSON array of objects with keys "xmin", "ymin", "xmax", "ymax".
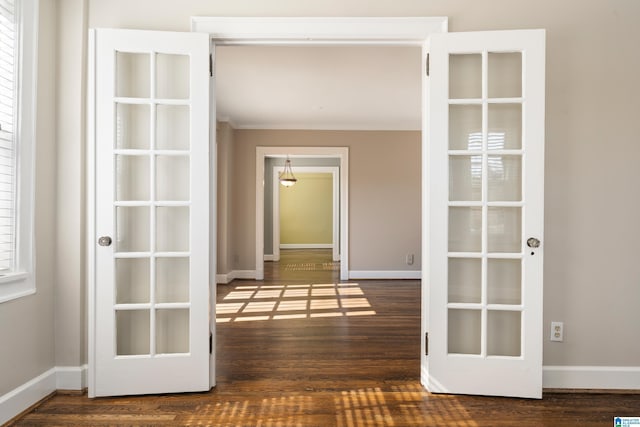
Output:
[
  {"xmin": 272, "ymin": 166, "xmax": 340, "ymax": 262},
  {"xmin": 192, "ymin": 16, "xmax": 449, "ymax": 284},
  {"xmin": 256, "ymin": 147, "xmax": 348, "ymax": 280}
]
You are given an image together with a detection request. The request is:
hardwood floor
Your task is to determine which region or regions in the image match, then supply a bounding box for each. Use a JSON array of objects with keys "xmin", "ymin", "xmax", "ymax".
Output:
[{"xmin": 9, "ymin": 249, "xmax": 640, "ymax": 426}]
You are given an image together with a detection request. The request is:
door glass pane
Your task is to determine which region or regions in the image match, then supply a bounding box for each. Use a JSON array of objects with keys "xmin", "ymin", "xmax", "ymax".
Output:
[
  {"xmin": 488, "ymin": 104, "xmax": 522, "ymax": 150},
  {"xmin": 488, "ymin": 207, "xmax": 521, "ymax": 253},
  {"xmin": 449, "ymin": 207, "xmax": 482, "ymax": 252},
  {"xmin": 156, "ymin": 257, "xmax": 189, "ymax": 303},
  {"xmin": 487, "ymin": 310, "xmax": 521, "ymax": 356},
  {"xmin": 448, "ymin": 258, "xmax": 481, "ymax": 303},
  {"xmin": 116, "ymin": 258, "xmax": 150, "ymax": 304},
  {"xmin": 449, "ymin": 105, "xmax": 482, "ymax": 150},
  {"xmin": 116, "ymin": 104, "xmax": 150, "ymax": 149},
  {"xmin": 449, "ymin": 54, "xmax": 481, "ymax": 99},
  {"xmin": 157, "ymin": 105, "xmax": 190, "ymax": 150},
  {"xmin": 116, "ymin": 310, "xmax": 150, "ymax": 356},
  {"xmin": 157, "ymin": 207, "xmax": 189, "ymax": 252},
  {"xmin": 116, "ymin": 207, "xmax": 150, "ymax": 252},
  {"xmin": 488, "ymin": 52, "xmax": 522, "ymax": 98},
  {"xmin": 157, "ymin": 53, "xmax": 189, "ymax": 99},
  {"xmin": 116, "ymin": 52, "xmax": 150, "ymax": 98},
  {"xmin": 450, "ymin": 156, "xmax": 482, "ymax": 201},
  {"xmin": 156, "ymin": 155, "xmax": 189, "ymax": 201},
  {"xmin": 488, "ymin": 155, "xmax": 522, "ymax": 202},
  {"xmin": 448, "ymin": 309, "xmax": 481, "ymax": 354},
  {"xmin": 488, "ymin": 258, "xmax": 522, "ymax": 305},
  {"xmin": 156, "ymin": 309, "xmax": 190, "ymax": 354},
  {"xmin": 116, "ymin": 155, "xmax": 149, "ymax": 201}
]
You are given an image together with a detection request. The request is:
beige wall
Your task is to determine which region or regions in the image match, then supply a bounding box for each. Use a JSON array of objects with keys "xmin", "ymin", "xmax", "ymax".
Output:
[
  {"xmin": 280, "ymin": 173, "xmax": 334, "ymax": 245},
  {"xmin": 233, "ymin": 129, "xmax": 422, "ymax": 272},
  {"xmin": 216, "ymin": 121, "xmax": 234, "ymax": 275},
  {"xmin": 83, "ymin": 0, "xmax": 640, "ymax": 368},
  {"xmin": 0, "ymin": 0, "xmax": 58, "ymax": 395},
  {"xmin": 55, "ymin": 0, "xmax": 88, "ymax": 371},
  {"xmin": 0, "ymin": 0, "xmax": 631, "ymax": 401}
]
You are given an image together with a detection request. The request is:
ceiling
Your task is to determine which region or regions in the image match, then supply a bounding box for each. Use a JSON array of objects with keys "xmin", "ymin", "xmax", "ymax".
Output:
[{"xmin": 214, "ymin": 45, "xmax": 422, "ymax": 131}]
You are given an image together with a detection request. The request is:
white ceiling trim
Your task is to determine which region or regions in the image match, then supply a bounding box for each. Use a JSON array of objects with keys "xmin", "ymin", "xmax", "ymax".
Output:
[
  {"xmin": 228, "ymin": 123, "xmax": 422, "ymax": 132},
  {"xmin": 191, "ymin": 16, "xmax": 449, "ymax": 45}
]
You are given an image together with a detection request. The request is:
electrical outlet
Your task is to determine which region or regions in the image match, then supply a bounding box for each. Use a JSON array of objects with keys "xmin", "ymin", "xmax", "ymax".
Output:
[
  {"xmin": 550, "ymin": 321, "xmax": 563, "ymax": 342},
  {"xmin": 406, "ymin": 254, "xmax": 414, "ymax": 265}
]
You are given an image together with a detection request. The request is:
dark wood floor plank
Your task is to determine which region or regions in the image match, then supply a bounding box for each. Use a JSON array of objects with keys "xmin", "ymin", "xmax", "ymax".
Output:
[{"xmin": 9, "ymin": 249, "xmax": 640, "ymax": 426}]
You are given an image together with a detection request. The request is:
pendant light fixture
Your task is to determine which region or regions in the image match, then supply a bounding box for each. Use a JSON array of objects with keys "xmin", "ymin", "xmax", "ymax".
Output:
[{"xmin": 279, "ymin": 156, "xmax": 297, "ymax": 187}]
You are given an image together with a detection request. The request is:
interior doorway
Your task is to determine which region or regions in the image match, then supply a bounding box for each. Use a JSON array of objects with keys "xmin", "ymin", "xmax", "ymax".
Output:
[
  {"xmin": 270, "ymin": 164, "xmax": 340, "ymax": 263},
  {"xmin": 255, "ymin": 147, "xmax": 349, "ymax": 281}
]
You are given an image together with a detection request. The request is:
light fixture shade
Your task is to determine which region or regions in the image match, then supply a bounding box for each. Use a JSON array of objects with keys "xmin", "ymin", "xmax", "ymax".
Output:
[{"xmin": 279, "ymin": 157, "xmax": 297, "ymax": 187}]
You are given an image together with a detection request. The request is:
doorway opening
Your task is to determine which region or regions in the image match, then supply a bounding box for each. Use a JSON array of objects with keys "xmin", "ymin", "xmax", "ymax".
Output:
[
  {"xmin": 254, "ymin": 147, "xmax": 350, "ymax": 280},
  {"xmin": 269, "ymin": 164, "xmax": 340, "ymax": 264}
]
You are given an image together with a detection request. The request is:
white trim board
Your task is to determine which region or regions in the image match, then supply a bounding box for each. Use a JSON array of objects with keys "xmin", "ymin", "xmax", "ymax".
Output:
[
  {"xmin": 0, "ymin": 366, "xmax": 89, "ymax": 425},
  {"xmin": 216, "ymin": 270, "xmax": 257, "ymax": 284},
  {"xmin": 217, "ymin": 269, "xmax": 424, "ymax": 283},
  {"xmin": 191, "ymin": 17, "xmax": 449, "ymax": 46},
  {"xmin": 0, "ymin": 369, "xmax": 56, "ymax": 425},
  {"xmin": 56, "ymin": 365, "xmax": 88, "ymax": 390},
  {"xmin": 280, "ymin": 244, "xmax": 333, "ymax": 249},
  {"xmin": 349, "ymin": 270, "xmax": 421, "ymax": 280},
  {"xmin": 543, "ymin": 366, "xmax": 640, "ymax": 390}
]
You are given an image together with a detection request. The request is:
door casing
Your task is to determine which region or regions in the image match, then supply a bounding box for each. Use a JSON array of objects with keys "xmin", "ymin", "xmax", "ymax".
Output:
[
  {"xmin": 256, "ymin": 147, "xmax": 348, "ymax": 280},
  {"xmin": 272, "ymin": 166, "xmax": 340, "ymax": 262},
  {"xmin": 192, "ymin": 17, "xmax": 448, "ymax": 284}
]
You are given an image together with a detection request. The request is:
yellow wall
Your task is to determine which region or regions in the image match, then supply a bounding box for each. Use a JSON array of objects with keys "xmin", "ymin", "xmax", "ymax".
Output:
[{"xmin": 280, "ymin": 173, "xmax": 333, "ymax": 245}]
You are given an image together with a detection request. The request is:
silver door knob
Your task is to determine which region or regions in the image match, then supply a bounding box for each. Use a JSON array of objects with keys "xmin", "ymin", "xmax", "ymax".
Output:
[
  {"xmin": 526, "ymin": 237, "xmax": 540, "ymax": 248},
  {"xmin": 98, "ymin": 236, "xmax": 112, "ymax": 247}
]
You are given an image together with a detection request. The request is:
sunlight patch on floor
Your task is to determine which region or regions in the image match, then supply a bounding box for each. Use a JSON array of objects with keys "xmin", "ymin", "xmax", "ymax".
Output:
[{"xmin": 216, "ymin": 283, "xmax": 377, "ymax": 323}]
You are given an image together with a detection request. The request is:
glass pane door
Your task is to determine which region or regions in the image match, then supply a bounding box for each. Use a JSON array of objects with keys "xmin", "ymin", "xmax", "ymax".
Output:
[
  {"xmin": 93, "ymin": 29, "xmax": 210, "ymax": 397},
  {"xmin": 424, "ymin": 29, "xmax": 545, "ymax": 399},
  {"xmin": 447, "ymin": 51, "xmax": 524, "ymax": 358},
  {"xmin": 114, "ymin": 51, "xmax": 192, "ymax": 357}
]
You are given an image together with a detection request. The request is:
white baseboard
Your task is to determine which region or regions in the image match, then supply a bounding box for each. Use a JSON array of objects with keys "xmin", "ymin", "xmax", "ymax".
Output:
[
  {"xmin": 543, "ymin": 365, "xmax": 640, "ymax": 390},
  {"xmin": 216, "ymin": 270, "xmax": 257, "ymax": 284},
  {"xmin": 280, "ymin": 243, "xmax": 333, "ymax": 249},
  {"xmin": 263, "ymin": 254, "xmax": 275, "ymax": 261},
  {"xmin": 0, "ymin": 368, "xmax": 57, "ymax": 425},
  {"xmin": 349, "ymin": 270, "xmax": 421, "ymax": 280},
  {"xmin": 56, "ymin": 365, "xmax": 88, "ymax": 390},
  {"xmin": 0, "ymin": 365, "xmax": 89, "ymax": 424}
]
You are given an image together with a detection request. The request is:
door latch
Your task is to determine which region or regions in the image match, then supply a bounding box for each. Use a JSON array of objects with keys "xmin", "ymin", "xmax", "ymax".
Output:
[{"xmin": 98, "ymin": 236, "xmax": 112, "ymax": 247}]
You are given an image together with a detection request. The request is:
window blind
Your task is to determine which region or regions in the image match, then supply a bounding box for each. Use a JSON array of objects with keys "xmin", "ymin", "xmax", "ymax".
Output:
[{"xmin": 0, "ymin": 0, "xmax": 16, "ymax": 272}]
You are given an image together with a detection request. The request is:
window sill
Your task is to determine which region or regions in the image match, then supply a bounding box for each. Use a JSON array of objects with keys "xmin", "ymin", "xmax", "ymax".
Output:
[
  {"xmin": 0, "ymin": 271, "xmax": 29, "ymax": 284},
  {"xmin": 0, "ymin": 272, "xmax": 35, "ymax": 304}
]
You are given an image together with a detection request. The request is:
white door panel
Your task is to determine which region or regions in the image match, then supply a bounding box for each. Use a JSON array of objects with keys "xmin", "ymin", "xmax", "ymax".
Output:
[
  {"xmin": 91, "ymin": 29, "xmax": 211, "ymax": 397},
  {"xmin": 423, "ymin": 29, "xmax": 545, "ymax": 399}
]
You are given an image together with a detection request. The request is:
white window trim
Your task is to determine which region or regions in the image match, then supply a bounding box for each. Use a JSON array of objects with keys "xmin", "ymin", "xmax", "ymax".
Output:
[{"xmin": 0, "ymin": 0, "xmax": 38, "ymax": 303}]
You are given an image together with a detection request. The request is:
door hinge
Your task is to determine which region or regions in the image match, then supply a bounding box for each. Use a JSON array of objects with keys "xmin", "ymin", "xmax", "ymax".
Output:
[
  {"xmin": 209, "ymin": 331, "xmax": 213, "ymax": 354},
  {"xmin": 425, "ymin": 332, "xmax": 429, "ymax": 356},
  {"xmin": 426, "ymin": 53, "xmax": 430, "ymax": 77},
  {"xmin": 209, "ymin": 54, "xmax": 213, "ymax": 77}
]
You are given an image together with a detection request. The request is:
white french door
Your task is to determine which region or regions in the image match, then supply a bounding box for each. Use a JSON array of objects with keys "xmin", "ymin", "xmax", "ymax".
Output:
[
  {"xmin": 422, "ymin": 30, "xmax": 546, "ymax": 398},
  {"xmin": 90, "ymin": 29, "xmax": 212, "ymax": 397}
]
